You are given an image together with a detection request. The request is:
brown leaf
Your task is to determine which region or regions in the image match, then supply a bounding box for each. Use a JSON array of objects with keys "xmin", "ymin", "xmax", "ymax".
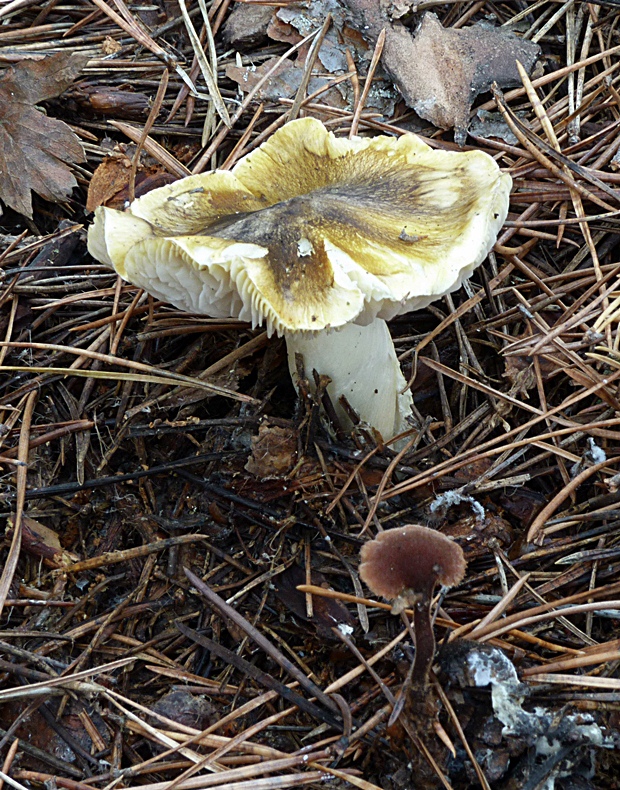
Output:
[
  {"xmin": 443, "ymin": 512, "xmax": 514, "ymax": 561},
  {"xmin": 245, "ymin": 421, "xmax": 298, "ymax": 478},
  {"xmin": 151, "ymin": 690, "xmax": 217, "ymax": 731},
  {"xmin": 499, "ymin": 488, "xmax": 546, "ymax": 529},
  {"xmin": 8, "ymin": 514, "xmax": 80, "ymax": 568},
  {"xmin": 272, "ymin": 565, "xmax": 355, "ymax": 639},
  {"xmin": 340, "ymin": 2, "xmax": 539, "ymax": 143},
  {"xmin": 101, "ymin": 36, "xmax": 122, "ymax": 55},
  {"xmin": 0, "ymin": 52, "xmax": 88, "ymax": 217},
  {"xmin": 223, "ymin": 2, "xmax": 274, "ymax": 49},
  {"xmin": 502, "ymin": 326, "xmax": 559, "ymax": 396},
  {"xmin": 87, "ymin": 152, "xmax": 177, "ymax": 213},
  {"xmin": 86, "ymin": 153, "xmax": 133, "ymax": 213},
  {"xmin": 399, "ymin": 14, "xmax": 540, "ymax": 142},
  {"xmin": 267, "ymin": 14, "xmax": 304, "ymax": 46},
  {"xmin": 452, "ymin": 457, "xmax": 494, "ymax": 484},
  {"xmin": 226, "ymin": 58, "xmax": 304, "ymax": 100},
  {"xmin": 226, "ymin": 57, "xmax": 349, "ymax": 112}
]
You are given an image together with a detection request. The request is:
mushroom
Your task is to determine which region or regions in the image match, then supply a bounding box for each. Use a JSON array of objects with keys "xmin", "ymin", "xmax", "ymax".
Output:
[
  {"xmin": 359, "ymin": 525, "xmax": 466, "ymax": 690},
  {"xmin": 88, "ymin": 118, "xmax": 511, "ymax": 441}
]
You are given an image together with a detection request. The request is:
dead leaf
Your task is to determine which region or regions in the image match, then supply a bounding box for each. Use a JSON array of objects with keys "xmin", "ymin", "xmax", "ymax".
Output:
[
  {"xmin": 498, "ymin": 488, "xmax": 546, "ymax": 529},
  {"xmin": 101, "ymin": 36, "xmax": 122, "ymax": 55},
  {"xmin": 401, "ymin": 15, "xmax": 540, "ymax": 142},
  {"xmin": 87, "ymin": 147, "xmax": 177, "ymax": 213},
  {"xmin": 503, "ymin": 354, "xmax": 538, "ymax": 396},
  {"xmin": 86, "ymin": 153, "xmax": 133, "ymax": 213},
  {"xmin": 470, "ymin": 109, "xmax": 521, "ymax": 145},
  {"xmin": 340, "ymin": 3, "xmax": 539, "ymax": 143},
  {"xmin": 272, "ymin": 0, "xmax": 347, "ymax": 47},
  {"xmin": 245, "ymin": 422, "xmax": 298, "ymax": 478},
  {"xmin": 1, "ymin": 699, "xmax": 108, "ymax": 763},
  {"xmin": 223, "ymin": 2, "xmax": 274, "ymax": 49},
  {"xmin": 257, "ymin": 1, "xmax": 396, "ymax": 115},
  {"xmin": 8, "ymin": 514, "xmax": 80, "ymax": 568},
  {"xmin": 226, "ymin": 58, "xmax": 305, "ymax": 100},
  {"xmin": 502, "ymin": 326, "xmax": 559, "ymax": 397},
  {"xmin": 86, "ymin": 143, "xmax": 176, "ymax": 211},
  {"xmin": 267, "ymin": 14, "xmax": 304, "ymax": 46},
  {"xmin": 272, "ymin": 565, "xmax": 355, "ymax": 639},
  {"xmin": 452, "ymin": 457, "xmax": 494, "ymax": 484},
  {"xmin": 383, "ymin": 0, "xmax": 413, "ymax": 20},
  {"xmin": 442, "ymin": 513, "xmax": 514, "ymax": 561},
  {"xmin": 226, "ymin": 57, "xmax": 351, "ymax": 112},
  {"xmin": 151, "ymin": 690, "xmax": 217, "ymax": 731},
  {"xmin": 0, "ymin": 51, "xmax": 88, "ymax": 217}
]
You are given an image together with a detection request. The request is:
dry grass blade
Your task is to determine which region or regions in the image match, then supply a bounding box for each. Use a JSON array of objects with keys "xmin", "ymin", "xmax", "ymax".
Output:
[
  {"xmin": 468, "ymin": 573, "xmax": 531, "ymax": 637},
  {"xmin": 191, "ymin": 26, "xmax": 324, "ymax": 173},
  {"xmin": 349, "ymin": 28, "xmax": 385, "ymax": 137},
  {"xmin": 288, "ymin": 14, "xmax": 332, "ymax": 122},
  {"xmin": 0, "ymin": 769, "xmax": 29, "ymax": 790},
  {"xmin": 0, "ymin": 391, "xmax": 36, "ymax": 617},
  {"xmin": 177, "ymin": 0, "xmax": 230, "ymax": 127},
  {"xmin": 183, "ymin": 569, "xmax": 340, "ymax": 718},
  {"xmin": 117, "ymin": 753, "xmax": 332, "ymax": 790},
  {"xmin": 478, "ymin": 601, "xmax": 620, "ymax": 643},
  {"xmin": 0, "ymin": 342, "xmax": 254, "ymax": 401},
  {"xmin": 433, "ymin": 683, "xmax": 491, "ymax": 790},
  {"xmin": 109, "ymin": 120, "xmax": 191, "ymax": 177},
  {"xmin": 527, "ymin": 675, "xmax": 620, "ymax": 690},
  {"xmin": 527, "ymin": 455, "xmax": 620, "ymax": 541},
  {"xmin": 522, "ymin": 648, "xmax": 620, "ymax": 676},
  {"xmin": 176, "ymin": 621, "xmax": 340, "ymax": 729},
  {"xmin": 128, "ymin": 68, "xmax": 170, "ymax": 202},
  {"xmin": 0, "ymin": 658, "xmax": 135, "ymax": 703},
  {"xmin": 313, "ymin": 765, "xmax": 383, "ymax": 790},
  {"xmin": 63, "ymin": 535, "xmax": 209, "ymax": 573},
  {"xmin": 493, "ymin": 85, "xmax": 617, "ymax": 212},
  {"xmin": 0, "ymin": 366, "xmax": 235, "ymax": 390},
  {"xmin": 89, "ymin": 0, "xmax": 198, "ymax": 95}
]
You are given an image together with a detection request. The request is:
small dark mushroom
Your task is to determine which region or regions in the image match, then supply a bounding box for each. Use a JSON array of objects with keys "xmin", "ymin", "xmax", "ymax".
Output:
[{"xmin": 359, "ymin": 525, "xmax": 466, "ymax": 690}]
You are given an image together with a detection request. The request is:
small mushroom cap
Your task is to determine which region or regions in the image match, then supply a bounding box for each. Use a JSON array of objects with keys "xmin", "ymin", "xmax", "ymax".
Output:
[
  {"xmin": 87, "ymin": 118, "xmax": 511, "ymax": 336},
  {"xmin": 359, "ymin": 524, "xmax": 466, "ymax": 600}
]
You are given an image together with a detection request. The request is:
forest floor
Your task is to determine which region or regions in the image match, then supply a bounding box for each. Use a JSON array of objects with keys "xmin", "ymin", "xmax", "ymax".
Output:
[{"xmin": 2, "ymin": 0, "xmax": 620, "ymax": 788}]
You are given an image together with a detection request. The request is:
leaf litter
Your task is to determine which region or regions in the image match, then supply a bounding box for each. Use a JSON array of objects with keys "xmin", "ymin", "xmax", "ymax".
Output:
[
  {"xmin": 2, "ymin": 1, "xmax": 620, "ymax": 790},
  {"xmin": 0, "ymin": 52, "xmax": 88, "ymax": 218}
]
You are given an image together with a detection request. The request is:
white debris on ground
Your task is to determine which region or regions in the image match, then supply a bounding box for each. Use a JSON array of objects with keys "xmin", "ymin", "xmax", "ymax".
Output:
[{"xmin": 429, "ymin": 487, "xmax": 485, "ymax": 521}]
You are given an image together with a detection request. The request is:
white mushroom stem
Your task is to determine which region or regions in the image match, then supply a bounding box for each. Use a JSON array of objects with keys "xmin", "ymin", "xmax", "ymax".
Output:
[{"xmin": 286, "ymin": 318, "xmax": 413, "ymax": 442}]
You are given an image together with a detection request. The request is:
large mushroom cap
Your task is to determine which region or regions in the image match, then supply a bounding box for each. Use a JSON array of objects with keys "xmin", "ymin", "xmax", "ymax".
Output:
[
  {"xmin": 87, "ymin": 117, "xmax": 511, "ymax": 336},
  {"xmin": 359, "ymin": 524, "xmax": 466, "ymax": 600}
]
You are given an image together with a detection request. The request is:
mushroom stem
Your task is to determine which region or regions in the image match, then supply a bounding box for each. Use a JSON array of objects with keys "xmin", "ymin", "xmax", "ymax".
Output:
[
  {"xmin": 410, "ymin": 595, "xmax": 435, "ymax": 690},
  {"xmin": 285, "ymin": 317, "xmax": 413, "ymax": 442}
]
